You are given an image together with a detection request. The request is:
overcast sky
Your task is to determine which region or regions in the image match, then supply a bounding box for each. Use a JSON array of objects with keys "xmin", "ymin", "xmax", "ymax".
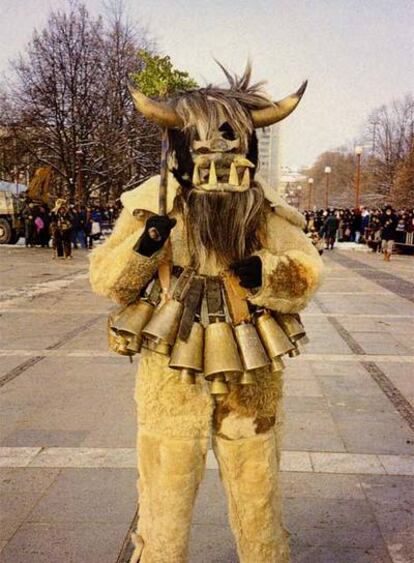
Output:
[{"xmin": 1, "ymin": 0, "xmax": 413, "ymax": 169}]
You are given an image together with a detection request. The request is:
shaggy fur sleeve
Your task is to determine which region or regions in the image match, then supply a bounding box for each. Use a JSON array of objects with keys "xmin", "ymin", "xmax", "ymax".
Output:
[
  {"xmin": 89, "ymin": 208, "xmax": 166, "ymax": 305},
  {"xmin": 248, "ymin": 212, "xmax": 323, "ymax": 313}
]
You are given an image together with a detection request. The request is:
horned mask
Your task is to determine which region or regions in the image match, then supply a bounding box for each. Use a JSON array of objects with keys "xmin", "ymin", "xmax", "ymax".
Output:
[{"xmin": 129, "ymin": 63, "xmax": 307, "ymax": 193}]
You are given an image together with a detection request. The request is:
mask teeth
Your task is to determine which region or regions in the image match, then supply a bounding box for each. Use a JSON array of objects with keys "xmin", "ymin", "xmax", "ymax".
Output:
[
  {"xmin": 208, "ymin": 161, "xmax": 217, "ymax": 185},
  {"xmin": 241, "ymin": 168, "xmax": 250, "ymax": 187},
  {"xmin": 192, "ymin": 164, "xmax": 201, "ymax": 185},
  {"xmin": 229, "ymin": 162, "xmax": 239, "ymax": 185},
  {"xmin": 233, "ymin": 156, "xmax": 255, "ymax": 168}
]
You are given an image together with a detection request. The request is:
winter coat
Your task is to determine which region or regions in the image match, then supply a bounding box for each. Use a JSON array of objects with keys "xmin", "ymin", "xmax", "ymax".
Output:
[
  {"xmin": 381, "ymin": 213, "xmax": 398, "ymax": 241},
  {"xmin": 322, "ymin": 215, "xmax": 339, "ymax": 238}
]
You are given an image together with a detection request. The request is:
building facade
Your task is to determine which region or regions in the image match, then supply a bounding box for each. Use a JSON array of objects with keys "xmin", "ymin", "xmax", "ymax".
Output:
[{"xmin": 256, "ymin": 125, "xmax": 281, "ymax": 194}]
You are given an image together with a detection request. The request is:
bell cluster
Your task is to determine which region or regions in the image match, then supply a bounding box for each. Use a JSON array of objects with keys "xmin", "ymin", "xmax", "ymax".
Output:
[{"xmin": 108, "ymin": 272, "xmax": 308, "ymax": 397}]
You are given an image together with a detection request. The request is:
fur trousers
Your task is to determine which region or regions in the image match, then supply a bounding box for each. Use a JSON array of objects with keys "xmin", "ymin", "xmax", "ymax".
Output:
[{"xmin": 129, "ymin": 349, "xmax": 290, "ymax": 563}]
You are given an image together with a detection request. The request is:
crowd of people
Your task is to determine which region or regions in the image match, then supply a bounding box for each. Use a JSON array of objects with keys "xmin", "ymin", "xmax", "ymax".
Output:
[
  {"xmin": 304, "ymin": 206, "xmax": 414, "ymax": 259},
  {"xmin": 20, "ymin": 198, "xmax": 121, "ymax": 259},
  {"xmin": 19, "ymin": 197, "xmax": 414, "ymax": 262}
]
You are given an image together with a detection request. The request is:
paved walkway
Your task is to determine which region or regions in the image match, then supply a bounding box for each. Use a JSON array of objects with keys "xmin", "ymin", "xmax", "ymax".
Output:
[{"xmin": 0, "ymin": 245, "xmax": 413, "ymax": 563}]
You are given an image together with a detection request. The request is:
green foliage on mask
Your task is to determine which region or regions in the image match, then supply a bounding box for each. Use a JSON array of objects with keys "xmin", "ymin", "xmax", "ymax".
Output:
[{"xmin": 131, "ymin": 51, "xmax": 198, "ymax": 97}]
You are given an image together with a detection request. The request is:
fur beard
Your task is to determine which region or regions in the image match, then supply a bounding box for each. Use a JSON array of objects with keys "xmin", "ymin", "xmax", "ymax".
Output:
[{"xmin": 182, "ymin": 182, "xmax": 266, "ymax": 268}]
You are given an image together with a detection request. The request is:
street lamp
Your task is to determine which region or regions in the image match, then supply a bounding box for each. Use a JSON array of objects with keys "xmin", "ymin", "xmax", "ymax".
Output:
[
  {"xmin": 75, "ymin": 148, "xmax": 84, "ymax": 203},
  {"xmin": 307, "ymin": 178, "xmax": 314, "ymax": 209},
  {"xmin": 354, "ymin": 146, "xmax": 363, "ymax": 208},
  {"xmin": 324, "ymin": 166, "xmax": 331, "ymax": 208}
]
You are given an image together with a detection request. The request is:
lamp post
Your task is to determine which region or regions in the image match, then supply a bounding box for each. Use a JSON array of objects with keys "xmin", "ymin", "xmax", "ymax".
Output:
[
  {"xmin": 324, "ymin": 166, "xmax": 331, "ymax": 208},
  {"xmin": 307, "ymin": 178, "xmax": 314, "ymax": 209},
  {"xmin": 75, "ymin": 148, "xmax": 84, "ymax": 203},
  {"xmin": 354, "ymin": 146, "xmax": 363, "ymax": 208}
]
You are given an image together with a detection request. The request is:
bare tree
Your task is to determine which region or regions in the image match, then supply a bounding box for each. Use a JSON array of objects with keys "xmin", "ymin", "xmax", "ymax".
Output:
[
  {"xmin": 300, "ymin": 95, "xmax": 414, "ymax": 209},
  {"xmin": 301, "ymin": 151, "xmax": 358, "ymax": 208},
  {"xmin": 364, "ymin": 95, "xmax": 414, "ymax": 200},
  {"xmin": 82, "ymin": 2, "xmax": 160, "ymax": 202},
  {"xmin": 0, "ymin": 1, "xmax": 160, "ymax": 202},
  {"xmin": 392, "ymin": 143, "xmax": 414, "ymax": 207}
]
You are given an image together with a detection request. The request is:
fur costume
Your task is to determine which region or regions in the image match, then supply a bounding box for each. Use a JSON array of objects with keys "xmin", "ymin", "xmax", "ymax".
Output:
[{"xmin": 89, "ymin": 65, "xmax": 323, "ymax": 563}]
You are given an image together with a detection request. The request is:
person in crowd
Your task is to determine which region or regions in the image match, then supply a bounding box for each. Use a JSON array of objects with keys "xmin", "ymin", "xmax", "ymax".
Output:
[
  {"xmin": 342, "ymin": 209, "xmax": 353, "ymax": 241},
  {"xmin": 90, "ymin": 206, "xmax": 102, "ymax": 244},
  {"xmin": 71, "ymin": 204, "xmax": 87, "ymax": 249},
  {"xmin": 36, "ymin": 205, "xmax": 50, "ymax": 247},
  {"xmin": 34, "ymin": 214, "xmax": 44, "ymax": 245},
  {"xmin": 352, "ymin": 208, "xmax": 362, "ymax": 243},
  {"xmin": 313, "ymin": 209, "xmax": 324, "ymax": 234},
  {"xmin": 50, "ymin": 199, "xmax": 74, "ymax": 259},
  {"xmin": 395, "ymin": 214, "xmax": 407, "ymax": 244},
  {"xmin": 336, "ymin": 209, "xmax": 345, "ymax": 241},
  {"xmin": 85, "ymin": 206, "xmax": 94, "ymax": 249},
  {"xmin": 307, "ymin": 227, "xmax": 324, "ymax": 255},
  {"xmin": 22, "ymin": 201, "xmax": 36, "ymax": 247},
  {"xmin": 322, "ymin": 209, "xmax": 340, "ymax": 250},
  {"xmin": 366, "ymin": 209, "xmax": 382, "ymax": 252},
  {"xmin": 361, "ymin": 208, "xmax": 370, "ymax": 242},
  {"xmin": 380, "ymin": 205, "xmax": 398, "ymax": 261}
]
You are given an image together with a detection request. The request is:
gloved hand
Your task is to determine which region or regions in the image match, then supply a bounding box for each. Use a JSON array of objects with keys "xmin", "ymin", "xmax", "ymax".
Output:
[
  {"xmin": 134, "ymin": 215, "xmax": 177, "ymax": 257},
  {"xmin": 230, "ymin": 255, "xmax": 262, "ymax": 288}
]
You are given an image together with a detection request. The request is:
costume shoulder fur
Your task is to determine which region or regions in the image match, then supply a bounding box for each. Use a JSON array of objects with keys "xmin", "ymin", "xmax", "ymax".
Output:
[{"xmin": 120, "ymin": 173, "xmax": 306, "ymax": 230}]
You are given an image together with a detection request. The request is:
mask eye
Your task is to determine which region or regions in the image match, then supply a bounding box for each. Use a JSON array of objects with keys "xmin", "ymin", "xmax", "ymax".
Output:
[
  {"xmin": 195, "ymin": 146, "xmax": 210, "ymax": 154},
  {"xmin": 219, "ymin": 122, "xmax": 236, "ymax": 140}
]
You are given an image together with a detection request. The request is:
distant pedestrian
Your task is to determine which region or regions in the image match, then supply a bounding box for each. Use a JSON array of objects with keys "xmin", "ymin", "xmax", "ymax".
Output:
[
  {"xmin": 380, "ymin": 205, "xmax": 398, "ymax": 261},
  {"xmin": 352, "ymin": 209, "xmax": 362, "ymax": 243},
  {"xmin": 86, "ymin": 207, "xmax": 102, "ymax": 249},
  {"xmin": 22, "ymin": 202, "xmax": 36, "ymax": 247},
  {"xmin": 322, "ymin": 210, "xmax": 339, "ymax": 250},
  {"xmin": 34, "ymin": 215, "xmax": 44, "ymax": 244},
  {"xmin": 37, "ymin": 206, "xmax": 51, "ymax": 247},
  {"xmin": 71, "ymin": 204, "xmax": 87, "ymax": 249},
  {"xmin": 361, "ymin": 208, "xmax": 370, "ymax": 241},
  {"xmin": 50, "ymin": 199, "xmax": 73, "ymax": 259}
]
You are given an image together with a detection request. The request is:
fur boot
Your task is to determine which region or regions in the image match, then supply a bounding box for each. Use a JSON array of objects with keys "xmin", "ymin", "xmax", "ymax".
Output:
[
  {"xmin": 213, "ymin": 429, "xmax": 290, "ymax": 563},
  {"xmin": 130, "ymin": 350, "xmax": 212, "ymax": 563},
  {"xmin": 132, "ymin": 429, "xmax": 208, "ymax": 563}
]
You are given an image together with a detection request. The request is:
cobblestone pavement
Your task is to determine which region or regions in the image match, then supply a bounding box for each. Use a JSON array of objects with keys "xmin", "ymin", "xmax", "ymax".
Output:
[{"xmin": 0, "ymin": 244, "xmax": 413, "ymax": 563}]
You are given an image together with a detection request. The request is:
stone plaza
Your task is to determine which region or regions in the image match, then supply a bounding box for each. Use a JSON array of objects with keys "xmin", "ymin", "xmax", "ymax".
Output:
[{"xmin": 0, "ymin": 244, "xmax": 413, "ymax": 563}]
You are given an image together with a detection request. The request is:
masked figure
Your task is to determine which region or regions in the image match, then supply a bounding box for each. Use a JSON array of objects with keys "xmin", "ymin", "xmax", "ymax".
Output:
[{"xmin": 89, "ymin": 64, "xmax": 323, "ymax": 563}]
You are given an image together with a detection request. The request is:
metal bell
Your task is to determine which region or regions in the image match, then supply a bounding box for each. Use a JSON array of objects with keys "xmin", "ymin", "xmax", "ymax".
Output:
[
  {"xmin": 210, "ymin": 374, "xmax": 229, "ymax": 395},
  {"xmin": 240, "ymin": 371, "xmax": 256, "ymax": 385},
  {"xmin": 125, "ymin": 334, "xmax": 140, "ymax": 354},
  {"xmin": 234, "ymin": 323, "xmax": 270, "ymax": 371},
  {"xmin": 108, "ymin": 315, "xmax": 131, "ymax": 356},
  {"xmin": 117, "ymin": 334, "xmax": 132, "ymax": 355},
  {"xmin": 169, "ymin": 322, "xmax": 204, "ymax": 384},
  {"xmin": 289, "ymin": 343, "xmax": 301, "ymax": 357},
  {"xmin": 204, "ymin": 322, "xmax": 243, "ymax": 381},
  {"xmin": 142, "ymin": 299, "xmax": 184, "ymax": 355},
  {"xmin": 180, "ymin": 369, "xmax": 197, "ymax": 385},
  {"xmin": 255, "ymin": 311, "xmax": 295, "ymax": 372},
  {"xmin": 144, "ymin": 339, "xmax": 171, "ymax": 355},
  {"xmin": 111, "ymin": 300, "xmax": 155, "ymax": 354},
  {"xmin": 275, "ymin": 313, "xmax": 306, "ymax": 343},
  {"xmin": 295, "ymin": 315, "xmax": 309, "ymax": 344}
]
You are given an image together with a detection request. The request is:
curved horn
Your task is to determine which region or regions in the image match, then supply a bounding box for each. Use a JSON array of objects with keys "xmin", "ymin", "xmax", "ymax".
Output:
[
  {"xmin": 128, "ymin": 84, "xmax": 183, "ymax": 129},
  {"xmin": 251, "ymin": 80, "xmax": 308, "ymax": 128}
]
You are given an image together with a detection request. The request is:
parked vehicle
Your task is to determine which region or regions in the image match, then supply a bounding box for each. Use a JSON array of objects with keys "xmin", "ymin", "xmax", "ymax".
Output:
[{"xmin": 0, "ymin": 189, "xmax": 24, "ymax": 244}]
